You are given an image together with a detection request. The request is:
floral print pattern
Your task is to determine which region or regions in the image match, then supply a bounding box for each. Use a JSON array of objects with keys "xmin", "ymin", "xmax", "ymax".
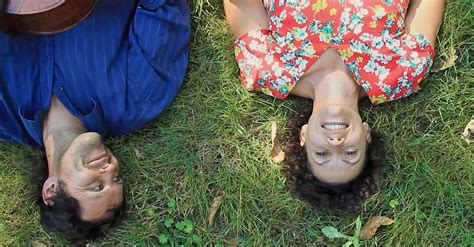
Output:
[{"xmin": 233, "ymin": 0, "xmax": 434, "ymax": 105}]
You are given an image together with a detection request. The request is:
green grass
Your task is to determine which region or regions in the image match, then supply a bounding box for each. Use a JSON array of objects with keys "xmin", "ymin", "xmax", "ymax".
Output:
[{"xmin": 1, "ymin": 0, "xmax": 473, "ymax": 245}]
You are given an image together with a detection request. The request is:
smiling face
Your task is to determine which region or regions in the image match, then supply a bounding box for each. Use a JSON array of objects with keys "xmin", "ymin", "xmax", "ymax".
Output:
[
  {"xmin": 300, "ymin": 105, "xmax": 371, "ymax": 184},
  {"xmin": 57, "ymin": 132, "xmax": 124, "ymax": 221}
]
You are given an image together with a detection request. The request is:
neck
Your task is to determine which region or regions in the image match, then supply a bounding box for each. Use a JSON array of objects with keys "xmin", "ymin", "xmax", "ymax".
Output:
[
  {"xmin": 42, "ymin": 96, "xmax": 86, "ymax": 176},
  {"xmin": 310, "ymin": 69, "xmax": 360, "ymax": 113}
]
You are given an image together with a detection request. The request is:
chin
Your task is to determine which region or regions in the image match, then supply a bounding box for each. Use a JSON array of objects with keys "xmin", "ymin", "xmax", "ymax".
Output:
[
  {"xmin": 76, "ymin": 132, "xmax": 102, "ymax": 140},
  {"xmin": 66, "ymin": 132, "xmax": 105, "ymax": 159},
  {"xmin": 312, "ymin": 106, "xmax": 360, "ymax": 125},
  {"xmin": 73, "ymin": 132, "xmax": 103, "ymax": 147}
]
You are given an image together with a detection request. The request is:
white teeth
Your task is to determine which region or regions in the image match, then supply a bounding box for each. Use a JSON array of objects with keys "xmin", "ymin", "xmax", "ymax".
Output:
[{"xmin": 323, "ymin": 124, "xmax": 348, "ymax": 130}]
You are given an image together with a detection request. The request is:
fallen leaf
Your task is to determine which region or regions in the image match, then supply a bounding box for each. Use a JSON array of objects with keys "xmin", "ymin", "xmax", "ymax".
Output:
[
  {"xmin": 461, "ymin": 119, "xmax": 474, "ymax": 145},
  {"xmin": 203, "ymin": 152, "xmax": 213, "ymax": 163},
  {"xmin": 431, "ymin": 46, "xmax": 457, "ymax": 73},
  {"xmin": 360, "ymin": 216, "xmax": 394, "ymax": 240},
  {"xmin": 270, "ymin": 121, "xmax": 285, "ymax": 162},
  {"xmin": 271, "ymin": 144, "xmax": 285, "ymax": 163},
  {"xmin": 207, "ymin": 190, "xmax": 225, "ymax": 226},
  {"xmin": 134, "ymin": 148, "xmax": 144, "ymax": 160},
  {"xmin": 271, "ymin": 121, "xmax": 277, "ymax": 141},
  {"xmin": 227, "ymin": 239, "xmax": 239, "ymax": 247},
  {"xmin": 31, "ymin": 241, "xmax": 47, "ymax": 247}
]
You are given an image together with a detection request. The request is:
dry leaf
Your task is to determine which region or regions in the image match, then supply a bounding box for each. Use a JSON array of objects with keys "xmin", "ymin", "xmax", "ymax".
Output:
[
  {"xmin": 134, "ymin": 148, "xmax": 144, "ymax": 160},
  {"xmin": 203, "ymin": 152, "xmax": 213, "ymax": 163},
  {"xmin": 461, "ymin": 119, "xmax": 474, "ymax": 145},
  {"xmin": 270, "ymin": 121, "xmax": 285, "ymax": 163},
  {"xmin": 360, "ymin": 216, "xmax": 394, "ymax": 240},
  {"xmin": 431, "ymin": 46, "xmax": 457, "ymax": 73},
  {"xmin": 271, "ymin": 121, "xmax": 277, "ymax": 142},
  {"xmin": 207, "ymin": 190, "xmax": 225, "ymax": 226},
  {"xmin": 31, "ymin": 241, "xmax": 47, "ymax": 247}
]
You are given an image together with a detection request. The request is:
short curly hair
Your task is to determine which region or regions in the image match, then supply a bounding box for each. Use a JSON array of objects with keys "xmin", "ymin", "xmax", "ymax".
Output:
[
  {"xmin": 281, "ymin": 108, "xmax": 385, "ymax": 214},
  {"xmin": 31, "ymin": 153, "xmax": 125, "ymax": 241}
]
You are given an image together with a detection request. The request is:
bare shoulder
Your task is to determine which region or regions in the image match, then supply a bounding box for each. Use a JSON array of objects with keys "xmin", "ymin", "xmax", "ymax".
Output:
[{"xmin": 223, "ymin": 0, "xmax": 269, "ymax": 38}]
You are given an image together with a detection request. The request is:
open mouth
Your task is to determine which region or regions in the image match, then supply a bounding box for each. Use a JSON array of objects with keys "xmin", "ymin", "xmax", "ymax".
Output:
[{"xmin": 322, "ymin": 123, "xmax": 349, "ymax": 130}]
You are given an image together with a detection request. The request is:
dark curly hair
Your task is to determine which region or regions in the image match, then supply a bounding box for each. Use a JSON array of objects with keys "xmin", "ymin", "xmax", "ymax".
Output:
[
  {"xmin": 281, "ymin": 107, "xmax": 385, "ymax": 214},
  {"xmin": 31, "ymin": 153, "xmax": 125, "ymax": 241}
]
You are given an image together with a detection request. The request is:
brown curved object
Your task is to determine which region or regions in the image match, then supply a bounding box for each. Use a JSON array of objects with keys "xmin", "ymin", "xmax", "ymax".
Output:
[{"xmin": 2, "ymin": 0, "xmax": 97, "ymax": 35}]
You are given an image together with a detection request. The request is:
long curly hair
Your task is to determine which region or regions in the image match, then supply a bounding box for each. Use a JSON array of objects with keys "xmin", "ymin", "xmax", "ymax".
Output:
[
  {"xmin": 31, "ymin": 153, "xmax": 125, "ymax": 241},
  {"xmin": 281, "ymin": 107, "xmax": 385, "ymax": 213}
]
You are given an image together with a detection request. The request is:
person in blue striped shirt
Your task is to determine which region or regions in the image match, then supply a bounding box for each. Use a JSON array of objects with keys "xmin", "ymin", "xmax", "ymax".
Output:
[{"xmin": 0, "ymin": 0, "xmax": 190, "ymax": 240}]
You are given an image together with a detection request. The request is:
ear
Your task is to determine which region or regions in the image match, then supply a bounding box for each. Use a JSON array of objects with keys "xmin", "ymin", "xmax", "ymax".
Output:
[
  {"xmin": 42, "ymin": 177, "xmax": 59, "ymax": 206},
  {"xmin": 363, "ymin": 122, "xmax": 372, "ymax": 143},
  {"xmin": 300, "ymin": 124, "xmax": 308, "ymax": 147}
]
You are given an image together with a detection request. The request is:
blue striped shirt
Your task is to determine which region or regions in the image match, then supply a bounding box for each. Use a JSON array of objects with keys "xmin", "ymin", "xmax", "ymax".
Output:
[{"xmin": 0, "ymin": 0, "xmax": 190, "ymax": 148}]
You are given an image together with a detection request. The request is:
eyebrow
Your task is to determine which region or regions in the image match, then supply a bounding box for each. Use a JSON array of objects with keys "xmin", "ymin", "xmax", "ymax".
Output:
[{"xmin": 315, "ymin": 156, "xmax": 361, "ymax": 166}]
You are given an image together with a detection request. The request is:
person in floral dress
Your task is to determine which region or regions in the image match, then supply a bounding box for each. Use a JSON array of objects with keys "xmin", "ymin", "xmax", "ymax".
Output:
[{"xmin": 224, "ymin": 0, "xmax": 445, "ymax": 212}]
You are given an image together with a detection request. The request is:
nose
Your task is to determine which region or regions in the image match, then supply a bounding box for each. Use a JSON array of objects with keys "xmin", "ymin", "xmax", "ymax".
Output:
[
  {"xmin": 327, "ymin": 137, "xmax": 344, "ymax": 146},
  {"xmin": 99, "ymin": 163, "xmax": 115, "ymax": 174},
  {"xmin": 327, "ymin": 106, "xmax": 343, "ymax": 116}
]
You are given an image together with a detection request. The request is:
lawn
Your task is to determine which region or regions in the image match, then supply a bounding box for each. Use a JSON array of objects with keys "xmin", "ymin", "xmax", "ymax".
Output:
[{"xmin": 0, "ymin": 0, "xmax": 472, "ymax": 245}]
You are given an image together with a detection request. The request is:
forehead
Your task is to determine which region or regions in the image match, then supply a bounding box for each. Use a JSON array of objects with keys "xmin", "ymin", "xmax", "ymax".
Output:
[{"xmin": 309, "ymin": 158, "xmax": 366, "ymax": 184}]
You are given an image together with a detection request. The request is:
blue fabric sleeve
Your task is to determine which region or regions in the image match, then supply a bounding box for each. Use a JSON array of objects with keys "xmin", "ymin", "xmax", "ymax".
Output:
[
  {"xmin": 138, "ymin": 0, "xmax": 166, "ymax": 11},
  {"xmin": 129, "ymin": 0, "xmax": 190, "ymax": 77},
  {"xmin": 119, "ymin": 0, "xmax": 190, "ymax": 133}
]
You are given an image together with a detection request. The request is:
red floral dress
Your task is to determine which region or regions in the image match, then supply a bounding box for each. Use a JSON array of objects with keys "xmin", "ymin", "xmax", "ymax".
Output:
[{"xmin": 233, "ymin": 0, "xmax": 434, "ymax": 105}]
